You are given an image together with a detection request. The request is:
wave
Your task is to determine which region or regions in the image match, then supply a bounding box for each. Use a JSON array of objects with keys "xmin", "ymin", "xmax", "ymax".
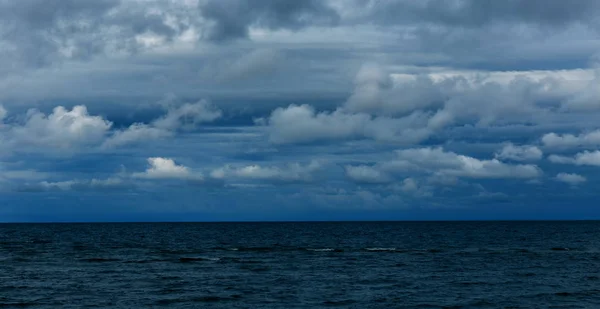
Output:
[
  {"xmin": 364, "ymin": 247, "xmax": 397, "ymax": 252},
  {"xmin": 122, "ymin": 258, "xmax": 171, "ymax": 264},
  {"xmin": 79, "ymin": 258, "xmax": 121, "ymax": 263},
  {"xmin": 179, "ymin": 257, "xmax": 221, "ymax": 263},
  {"xmin": 322, "ymin": 299, "xmax": 357, "ymax": 306},
  {"xmin": 306, "ymin": 248, "xmax": 343, "ymax": 252},
  {"xmin": 156, "ymin": 295, "xmax": 241, "ymax": 305}
]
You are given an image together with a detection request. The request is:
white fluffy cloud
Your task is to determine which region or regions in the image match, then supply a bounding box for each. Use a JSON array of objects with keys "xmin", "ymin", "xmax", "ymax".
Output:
[
  {"xmin": 542, "ymin": 130, "xmax": 600, "ymax": 149},
  {"xmin": 133, "ymin": 157, "xmax": 201, "ymax": 180},
  {"xmin": 0, "ymin": 101, "xmax": 223, "ymax": 152},
  {"xmin": 495, "ymin": 143, "xmax": 543, "ymax": 161},
  {"xmin": 548, "ymin": 150, "xmax": 600, "ymax": 166},
  {"xmin": 211, "ymin": 161, "xmax": 322, "ymax": 183},
  {"xmin": 555, "ymin": 173, "xmax": 587, "ymax": 186},
  {"xmin": 9, "ymin": 105, "xmax": 112, "ymax": 149}
]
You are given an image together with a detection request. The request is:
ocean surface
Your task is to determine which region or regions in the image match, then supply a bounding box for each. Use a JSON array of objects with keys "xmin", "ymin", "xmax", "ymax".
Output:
[{"xmin": 1, "ymin": 221, "xmax": 600, "ymax": 308}]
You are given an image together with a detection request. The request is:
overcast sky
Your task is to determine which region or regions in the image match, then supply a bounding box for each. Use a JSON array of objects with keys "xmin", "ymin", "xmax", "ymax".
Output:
[{"xmin": 2, "ymin": 0, "xmax": 600, "ymax": 222}]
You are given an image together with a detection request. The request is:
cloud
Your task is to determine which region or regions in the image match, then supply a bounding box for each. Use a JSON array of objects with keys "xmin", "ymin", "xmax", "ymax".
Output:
[
  {"xmin": 262, "ymin": 104, "xmax": 432, "ymax": 144},
  {"xmin": 215, "ymin": 48, "xmax": 284, "ymax": 82},
  {"xmin": 562, "ymin": 70, "xmax": 600, "ymax": 111},
  {"xmin": 152, "ymin": 100, "xmax": 222, "ymax": 131},
  {"xmin": 345, "ymin": 165, "xmax": 391, "ymax": 184},
  {"xmin": 1, "ymin": 101, "xmax": 223, "ymax": 153},
  {"xmin": 18, "ymin": 177, "xmax": 131, "ymax": 192},
  {"xmin": 344, "ymin": 64, "xmax": 443, "ymax": 116},
  {"xmin": 200, "ymin": 0, "xmax": 340, "ymax": 41},
  {"xmin": 542, "ymin": 130, "xmax": 600, "ymax": 149},
  {"xmin": 0, "ymin": 105, "xmax": 6, "ymax": 121},
  {"xmin": 360, "ymin": 0, "xmax": 600, "ymax": 28},
  {"xmin": 0, "ymin": 169, "xmax": 49, "ymax": 181},
  {"xmin": 259, "ymin": 65, "xmax": 567, "ymax": 147},
  {"xmin": 4, "ymin": 1, "xmax": 600, "ymax": 220},
  {"xmin": 133, "ymin": 157, "xmax": 201, "ymax": 180},
  {"xmin": 102, "ymin": 123, "xmax": 172, "ymax": 149},
  {"xmin": 548, "ymin": 150, "xmax": 600, "ymax": 166},
  {"xmin": 495, "ymin": 143, "xmax": 543, "ymax": 161},
  {"xmin": 387, "ymin": 178, "xmax": 433, "ymax": 197},
  {"xmin": 426, "ymin": 76, "xmax": 550, "ymax": 129},
  {"xmin": 0, "ymin": 0, "xmax": 197, "ymax": 68},
  {"xmin": 388, "ymin": 147, "xmax": 542, "ymax": 179},
  {"xmin": 555, "ymin": 173, "xmax": 586, "ymax": 186},
  {"xmin": 211, "ymin": 160, "xmax": 322, "ymax": 183},
  {"xmin": 342, "ymin": 147, "xmax": 541, "ymax": 193},
  {"xmin": 103, "ymin": 100, "xmax": 221, "ymax": 148},
  {"xmin": 8, "ymin": 105, "xmax": 112, "ymax": 150}
]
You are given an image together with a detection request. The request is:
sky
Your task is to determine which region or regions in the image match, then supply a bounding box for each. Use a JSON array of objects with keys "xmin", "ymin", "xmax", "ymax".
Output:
[{"xmin": 1, "ymin": 0, "xmax": 600, "ymax": 222}]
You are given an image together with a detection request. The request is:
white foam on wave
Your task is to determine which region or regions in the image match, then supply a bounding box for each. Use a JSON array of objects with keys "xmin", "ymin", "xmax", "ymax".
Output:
[
  {"xmin": 307, "ymin": 248, "xmax": 335, "ymax": 252},
  {"xmin": 365, "ymin": 247, "xmax": 396, "ymax": 252}
]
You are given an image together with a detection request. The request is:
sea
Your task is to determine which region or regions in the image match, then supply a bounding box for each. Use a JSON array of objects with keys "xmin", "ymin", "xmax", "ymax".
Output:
[{"xmin": 1, "ymin": 221, "xmax": 600, "ymax": 308}]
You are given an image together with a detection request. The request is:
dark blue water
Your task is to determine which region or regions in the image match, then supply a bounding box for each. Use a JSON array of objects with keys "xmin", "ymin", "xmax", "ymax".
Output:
[{"xmin": 1, "ymin": 222, "xmax": 600, "ymax": 308}]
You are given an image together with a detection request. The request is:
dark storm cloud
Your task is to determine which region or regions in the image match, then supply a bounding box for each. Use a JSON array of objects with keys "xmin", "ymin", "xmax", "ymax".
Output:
[{"xmin": 200, "ymin": 0, "xmax": 340, "ymax": 41}]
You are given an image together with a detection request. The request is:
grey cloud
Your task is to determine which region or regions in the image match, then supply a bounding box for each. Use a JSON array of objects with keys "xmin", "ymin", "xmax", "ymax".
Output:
[
  {"xmin": 388, "ymin": 178, "xmax": 433, "ymax": 197},
  {"xmin": 0, "ymin": 105, "xmax": 6, "ymax": 121},
  {"xmin": 495, "ymin": 143, "xmax": 543, "ymax": 162},
  {"xmin": 562, "ymin": 69, "xmax": 600, "ymax": 111},
  {"xmin": 385, "ymin": 147, "xmax": 542, "ymax": 179},
  {"xmin": 344, "ymin": 64, "xmax": 444, "ymax": 116},
  {"xmin": 555, "ymin": 172, "xmax": 586, "ymax": 186},
  {"xmin": 345, "ymin": 165, "xmax": 391, "ymax": 184},
  {"xmin": 215, "ymin": 49, "xmax": 284, "ymax": 83},
  {"xmin": 211, "ymin": 160, "xmax": 322, "ymax": 183},
  {"xmin": 104, "ymin": 100, "xmax": 222, "ymax": 148},
  {"xmin": 306, "ymin": 186, "xmax": 407, "ymax": 209},
  {"xmin": 200, "ymin": 0, "xmax": 340, "ymax": 41},
  {"xmin": 343, "ymin": 147, "xmax": 541, "ymax": 193},
  {"xmin": 102, "ymin": 124, "xmax": 172, "ymax": 149},
  {"xmin": 18, "ymin": 177, "xmax": 132, "ymax": 192},
  {"xmin": 152, "ymin": 100, "xmax": 222, "ymax": 131},
  {"xmin": 0, "ymin": 0, "xmax": 193, "ymax": 68},
  {"xmin": 542, "ymin": 130, "xmax": 600, "ymax": 149},
  {"xmin": 337, "ymin": 1, "xmax": 600, "ymax": 71},
  {"xmin": 262, "ymin": 68, "xmax": 564, "ymax": 146},
  {"xmin": 262, "ymin": 104, "xmax": 432, "ymax": 144},
  {"xmin": 360, "ymin": 0, "xmax": 600, "ymax": 28},
  {"xmin": 548, "ymin": 151, "xmax": 600, "ymax": 166},
  {"xmin": 0, "ymin": 168, "xmax": 50, "ymax": 191},
  {"xmin": 426, "ymin": 76, "xmax": 552, "ymax": 129}
]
